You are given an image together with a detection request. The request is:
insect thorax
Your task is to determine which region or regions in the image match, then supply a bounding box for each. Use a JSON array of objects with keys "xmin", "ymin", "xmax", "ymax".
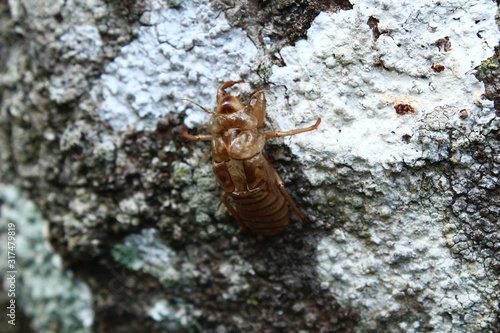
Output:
[
  {"xmin": 212, "ymin": 126, "xmax": 266, "ymax": 162},
  {"xmin": 209, "ymin": 110, "xmax": 258, "ymax": 133}
]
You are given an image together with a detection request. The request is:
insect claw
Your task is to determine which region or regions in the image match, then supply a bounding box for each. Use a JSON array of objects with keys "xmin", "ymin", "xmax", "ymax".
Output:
[
  {"xmin": 217, "ymin": 80, "xmax": 245, "ymax": 100},
  {"xmin": 313, "ymin": 117, "xmax": 322, "ymax": 128},
  {"xmin": 219, "ymin": 80, "xmax": 245, "ymax": 91}
]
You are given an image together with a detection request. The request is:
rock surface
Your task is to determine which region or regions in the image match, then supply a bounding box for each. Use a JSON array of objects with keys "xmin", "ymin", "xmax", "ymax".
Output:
[{"xmin": 0, "ymin": 0, "xmax": 498, "ymax": 332}]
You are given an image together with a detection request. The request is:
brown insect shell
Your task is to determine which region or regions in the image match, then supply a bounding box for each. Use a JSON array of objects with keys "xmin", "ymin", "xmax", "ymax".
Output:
[{"xmin": 210, "ymin": 109, "xmax": 266, "ymax": 163}]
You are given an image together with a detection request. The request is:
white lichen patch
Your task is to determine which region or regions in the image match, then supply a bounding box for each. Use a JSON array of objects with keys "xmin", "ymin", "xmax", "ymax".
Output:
[
  {"xmin": 147, "ymin": 299, "xmax": 195, "ymax": 330},
  {"xmin": 269, "ymin": 0, "xmax": 498, "ymax": 169},
  {"xmin": 0, "ymin": 184, "xmax": 94, "ymax": 332},
  {"xmin": 59, "ymin": 25, "xmax": 103, "ymax": 61},
  {"xmin": 117, "ymin": 192, "xmax": 148, "ymax": 225},
  {"xmin": 266, "ymin": 0, "xmax": 500, "ymax": 331},
  {"xmin": 111, "ymin": 228, "xmax": 190, "ymax": 286},
  {"xmin": 218, "ymin": 258, "xmax": 255, "ymax": 301},
  {"xmin": 16, "ymin": 0, "xmax": 65, "ymax": 18},
  {"xmin": 317, "ymin": 215, "xmax": 494, "ymax": 331},
  {"xmin": 99, "ymin": 0, "xmax": 257, "ymax": 131}
]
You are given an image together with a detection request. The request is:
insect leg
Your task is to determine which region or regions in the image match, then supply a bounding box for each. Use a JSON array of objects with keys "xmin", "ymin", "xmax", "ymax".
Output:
[
  {"xmin": 218, "ymin": 80, "xmax": 245, "ymax": 94},
  {"xmin": 265, "ymin": 118, "xmax": 322, "ymax": 139},
  {"xmin": 270, "ymin": 167, "xmax": 311, "ymax": 223},
  {"xmin": 217, "ymin": 80, "xmax": 245, "ymax": 104},
  {"xmin": 248, "ymin": 89, "xmax": 266, "ymax": 128},
  {"xmin": 180, "ymin": 125, "xmax": 213, "ymax": 141},
  {"xmin": 221, "ymin": 193, "xmax": 250, "ymax": 233}
]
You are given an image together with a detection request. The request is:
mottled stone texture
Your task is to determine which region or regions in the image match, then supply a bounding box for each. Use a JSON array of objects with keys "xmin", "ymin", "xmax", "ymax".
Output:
[{"xmin": 0, "ymin": 0, "xmax": 498, "ymax": 333}]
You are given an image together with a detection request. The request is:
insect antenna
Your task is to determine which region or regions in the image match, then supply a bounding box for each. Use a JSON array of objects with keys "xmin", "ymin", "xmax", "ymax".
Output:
[{"xmin": 182, "ymin": 98, "xmax": 215, "ymax": 114}]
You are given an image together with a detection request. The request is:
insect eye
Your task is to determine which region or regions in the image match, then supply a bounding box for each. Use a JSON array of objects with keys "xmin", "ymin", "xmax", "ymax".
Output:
[
  {"xmin": 218, "ymin": 96, "xmax": 244, "ymax": 114},
  {"xmin": 220, "ymin": 102, "xmax": 237, "ymax": 114}
]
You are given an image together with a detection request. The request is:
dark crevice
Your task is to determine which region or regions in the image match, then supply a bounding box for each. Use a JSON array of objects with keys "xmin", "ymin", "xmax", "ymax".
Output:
[{"xmin": 367, "ymin": 16, "xmax": 381, "ymax": 40}]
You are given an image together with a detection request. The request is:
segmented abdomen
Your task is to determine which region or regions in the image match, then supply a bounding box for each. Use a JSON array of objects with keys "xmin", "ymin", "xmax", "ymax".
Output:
[{"xmin": 230, "ymin": 182, "xmax": 289, "ymax": 236}]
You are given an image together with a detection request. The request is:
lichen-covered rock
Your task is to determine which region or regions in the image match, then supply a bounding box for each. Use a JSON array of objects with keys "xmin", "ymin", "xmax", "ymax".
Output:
[
  {"xmin": 0, "ymin": 0, "xmax": 498, "ymax": 332},
  {"xmin": 0, "ymin": 185, "xmax": 93, "ymax": 333},
  {"xmin": 267, "ymin": 1, "xmax": 500, "ymax": 331}
]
